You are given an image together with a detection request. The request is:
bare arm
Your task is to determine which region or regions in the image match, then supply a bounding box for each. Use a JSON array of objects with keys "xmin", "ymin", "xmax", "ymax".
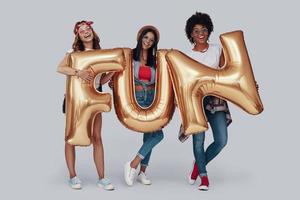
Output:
[
  {"xmin": 57, "ymin": 54, "xmax": 77, "ymax": 76},
  {"xmin": 100, "ymin": 72, "xmax": 115, "ymax": 85},
  {"xmin": 219, "ymin": 50, "xmax": 225, "ymax": 68},
  {"xmin": 56, "ymin": 53, "xmax": 94, "ymax": 82}
]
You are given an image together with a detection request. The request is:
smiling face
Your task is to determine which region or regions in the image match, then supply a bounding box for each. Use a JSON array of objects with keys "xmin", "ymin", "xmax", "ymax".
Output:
[
  {"xmin": 191, "ymin": 24, "xmax": 209, "ymax": 45},
  {"xmin": 77, "ymin": 24, "xmax": 94, "ymax": 43},
  {"xmin": 141, "ymin": 31, "xmax": 155, "ymax": 50}
]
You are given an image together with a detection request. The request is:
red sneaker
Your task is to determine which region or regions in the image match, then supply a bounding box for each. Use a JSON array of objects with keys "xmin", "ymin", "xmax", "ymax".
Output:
[
  {"xmin": 198, "ymin": 176, "xmax": 209, "ymax": 191},
  {"xmin": 188, "ymin": 161, "xmax": 199, "ymax": 185}
]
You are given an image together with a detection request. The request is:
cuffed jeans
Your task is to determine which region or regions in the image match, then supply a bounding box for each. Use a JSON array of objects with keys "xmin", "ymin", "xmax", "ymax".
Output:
[
  {"xmin": 138, "ymin": 130, "xmax": 164, "ymax": 166},
  {"xmin": 193, "ymin": 97, "xmax": 228, "ymax": 176},
  {"xmin": 135, "ymin": 84, "xmax": 164, "ymax": 166}
]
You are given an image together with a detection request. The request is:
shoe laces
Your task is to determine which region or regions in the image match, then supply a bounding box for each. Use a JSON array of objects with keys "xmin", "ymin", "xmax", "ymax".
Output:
[
  {"xmin": 200, "ymin": 176, "xmax": 209, "ymax": 186},
  {"xmin": 140, "ymin": 172, "xmax": 149, "ymax": 180},
  {"xmin": 98, "ymin": 178, "xmax": 111, "ymax": 186},
  {"xmin": 70, "ymin": 176, "xmax": 81, "ymax": 184},
  {"xmin": 129, "ymin": 168, "xmax": 136, "ymax": 180}
]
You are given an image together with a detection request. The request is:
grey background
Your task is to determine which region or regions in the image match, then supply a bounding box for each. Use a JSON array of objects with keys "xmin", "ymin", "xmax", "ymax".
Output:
[{"xmin": 0, "ymin": 0, "xmax": 299, "ymax": 199}]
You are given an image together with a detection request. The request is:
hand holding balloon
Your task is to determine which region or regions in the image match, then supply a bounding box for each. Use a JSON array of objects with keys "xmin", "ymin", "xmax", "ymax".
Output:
[
  {"xmin": 166, "ymin": 31, "xmax": 264, "ymax": 135},
  {"xmin": 77, "ymin": 68, "xmax": 94, "ymax": 82},
  {"xmin": 64, "ymin": 31, "xmax": 263, "ymax": 144},
  {"xmin": 65, "ymin": 48, "xmax": 125, "ymax": 146}
]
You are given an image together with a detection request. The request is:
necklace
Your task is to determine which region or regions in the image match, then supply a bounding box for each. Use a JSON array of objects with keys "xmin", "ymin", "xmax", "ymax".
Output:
[
  {"xmin": 141, "ymin": 52, "xmax": 147, "ymax": 63},
  {"xmin": 194, "ymin": 44, "xmax": 209, "ymax": 53},
  {"xmin": 199, "ymin": 47, "xmax": 208, "ymax": 53}
]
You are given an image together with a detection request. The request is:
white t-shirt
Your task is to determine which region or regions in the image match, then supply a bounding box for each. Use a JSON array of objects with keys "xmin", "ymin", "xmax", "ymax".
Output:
[
  {"xmin": 178, "ymin": 43, "xmax": 232, "ymax": 142},
  {"xmin": 67, "ymin": 49, "xmax": 73, "ymax": 54},
  {"xmin": 187, "ymin": 43, "xmax": 222, "ymax": 69},
  {"xmin": 67, "ymin": 48, "xmax": 93, "ymax": 54}
]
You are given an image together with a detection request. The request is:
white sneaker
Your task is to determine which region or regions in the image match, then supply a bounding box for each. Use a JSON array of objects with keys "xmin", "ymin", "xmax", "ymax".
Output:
[
  {"xmin": 137, "ymin": 172, "xmax": 152, "ymax": 185},
  {"xmin": 124, "ymin": 161, "xmax": 136, "ymax": 186},
  {"xmin": 97, "ymin": 178, "xmax": 115, "ymax": 191},
  {"xmin": 68, "ymin": 176, "xmax": 82, "ymax": 190}
]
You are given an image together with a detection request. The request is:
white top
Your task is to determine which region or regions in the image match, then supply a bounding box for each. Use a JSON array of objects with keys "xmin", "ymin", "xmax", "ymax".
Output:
[
  {"xmin": 187, "ymin": 43, "xmax": 222, "ymax": 68},
  {"xmin": 178, "ymin": 43, "xmax": 232, "ymax": 142},
  {"xmin": 66, "ymin": 48, "xmax": 93, "ymax": 54},
  {"xmin": 67, "ymin": 49, "xmax": 73, "ymax": 54}
]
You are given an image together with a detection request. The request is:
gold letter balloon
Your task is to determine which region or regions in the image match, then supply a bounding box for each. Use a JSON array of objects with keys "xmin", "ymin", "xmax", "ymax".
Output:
[
  {"xmin": 64, "ymin": 31, "xmax": 264, "ymax": 146},
  {"xmin": 112, "ymin": 48, "xmax": 175, "ymax": 133},
  {"xmin": 165, "ymin": 31, "xmax": 264, "ymax": 135},
  {"xmin": 65, "ymin": 49, "xmax": 125, "ymax": 146}
]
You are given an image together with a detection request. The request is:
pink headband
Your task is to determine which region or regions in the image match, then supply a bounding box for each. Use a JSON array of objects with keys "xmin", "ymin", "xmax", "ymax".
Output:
[{"xmin": 74, "ymin": 21, "xmax": 94, "ymax": 35}]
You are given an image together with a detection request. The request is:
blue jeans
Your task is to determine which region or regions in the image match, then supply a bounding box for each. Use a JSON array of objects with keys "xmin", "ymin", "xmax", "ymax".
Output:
[
  {"xmin": 193, "ymin": 98, "xmax": 228, "ymax": 176},
  {"xmin": 138, "ymin": 130, "xmax": 164, "ymax": 166},
  {"xmin": 135, "ymin": 85, "xmax": 164, "ymax": 166}
]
